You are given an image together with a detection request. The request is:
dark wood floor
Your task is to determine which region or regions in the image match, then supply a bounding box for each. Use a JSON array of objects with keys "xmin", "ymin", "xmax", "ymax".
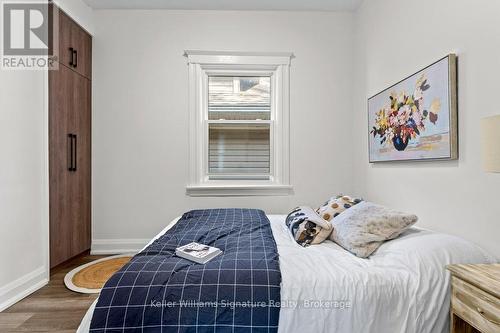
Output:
[{"xmin": 0, "ymin": 255, "xmax": 106, "ymax": 332}]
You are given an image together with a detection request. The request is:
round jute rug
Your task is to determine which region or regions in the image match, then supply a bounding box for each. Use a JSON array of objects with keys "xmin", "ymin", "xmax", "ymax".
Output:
[{"xmin": 64, "ymin": 254, "xmax": 133, "ymax": 293}]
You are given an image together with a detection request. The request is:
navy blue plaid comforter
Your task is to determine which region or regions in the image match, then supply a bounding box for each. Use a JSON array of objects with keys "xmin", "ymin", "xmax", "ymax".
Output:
[{"xmin": 90, "ymin": 209, "xmax": 281, "ymax": 332}]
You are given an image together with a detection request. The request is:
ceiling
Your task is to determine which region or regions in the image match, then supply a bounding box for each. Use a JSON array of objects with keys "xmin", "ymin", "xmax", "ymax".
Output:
[{"xmin": 82, "ymin": 0, "xmax": 363, "ymax": 11}]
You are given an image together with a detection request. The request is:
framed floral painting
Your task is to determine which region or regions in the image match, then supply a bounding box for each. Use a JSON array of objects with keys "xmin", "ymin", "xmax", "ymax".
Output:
[{"xmin": 368, "ymin": 54, "xmax": 458, "ymax": 162}]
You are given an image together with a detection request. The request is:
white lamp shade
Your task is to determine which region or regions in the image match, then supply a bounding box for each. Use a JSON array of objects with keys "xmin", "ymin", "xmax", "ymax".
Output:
[{"xmin": 481, "ymin": 115, "xmax": 500, "ymax": 172}]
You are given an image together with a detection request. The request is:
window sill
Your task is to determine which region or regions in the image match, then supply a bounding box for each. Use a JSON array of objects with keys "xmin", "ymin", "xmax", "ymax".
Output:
[{"xmin": 186, "ymin": 184, "xmax": 293, "ymax": 197}]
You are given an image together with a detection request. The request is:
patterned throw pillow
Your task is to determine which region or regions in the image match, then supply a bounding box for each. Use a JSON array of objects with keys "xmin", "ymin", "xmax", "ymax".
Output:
[
  {"xmin": 330, "ymin": 201, "xmax": 418, "ymax": 258},
  {"xmin": 285, "ymin": 206, "xmax": 332, "ymax": 247},
  {"xmin": 316, "ymin": 195, "xmax": 363, "ymax": 222}
]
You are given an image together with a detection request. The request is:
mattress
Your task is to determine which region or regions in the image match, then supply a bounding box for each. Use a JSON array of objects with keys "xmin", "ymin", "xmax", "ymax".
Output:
[{"xmin": 78, "ymin": 214, "xmax": 494, "ymax": 333}]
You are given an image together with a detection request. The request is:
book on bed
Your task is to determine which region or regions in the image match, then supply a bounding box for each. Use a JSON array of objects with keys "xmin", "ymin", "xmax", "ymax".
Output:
[{"xmin": 175, "ymin": 242, "xmax": 222, "ymax": 264}]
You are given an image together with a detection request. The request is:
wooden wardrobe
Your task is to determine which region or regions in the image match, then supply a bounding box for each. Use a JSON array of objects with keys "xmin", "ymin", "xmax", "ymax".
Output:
[{"xmin": 49, "ymin": 7, "xmax": 92, "ymax": 268}]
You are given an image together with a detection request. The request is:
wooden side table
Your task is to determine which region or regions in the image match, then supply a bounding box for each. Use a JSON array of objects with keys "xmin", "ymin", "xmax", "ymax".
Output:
[{"xmin": 447, "ymin": 264, "xmax": 500, "ymax": 333}]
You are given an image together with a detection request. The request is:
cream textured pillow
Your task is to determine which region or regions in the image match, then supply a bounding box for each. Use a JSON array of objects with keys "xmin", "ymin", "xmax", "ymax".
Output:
[
  {"xmin": 330, "ymin": 201, "xmax": 418, "ymax": 258},
  {"xmin": 285, "ymin": 206, "xmax": 332, "ymax": 247}
]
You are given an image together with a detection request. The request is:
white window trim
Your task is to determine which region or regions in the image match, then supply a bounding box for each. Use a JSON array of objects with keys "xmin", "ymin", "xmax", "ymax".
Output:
[{"xmin": 185, "ymin": 51, "xmax": 293, "ymax": 197}]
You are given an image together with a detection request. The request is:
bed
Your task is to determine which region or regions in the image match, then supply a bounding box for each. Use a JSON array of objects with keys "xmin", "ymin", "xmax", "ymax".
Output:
[{"xmin": 78, "ymin": 209, "xmax": 494, "ymax": 333}]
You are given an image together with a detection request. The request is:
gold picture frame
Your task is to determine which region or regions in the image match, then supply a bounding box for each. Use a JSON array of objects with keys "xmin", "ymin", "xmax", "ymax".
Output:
[{"xmin": 368, "ymin": 54, "xmax": 458, "ymax": 162}]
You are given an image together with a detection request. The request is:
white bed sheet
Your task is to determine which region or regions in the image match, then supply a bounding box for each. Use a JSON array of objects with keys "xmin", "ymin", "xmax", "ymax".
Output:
[{"xmin": 78, "ymin": 215, "xmax": 494, "ymax": 333}]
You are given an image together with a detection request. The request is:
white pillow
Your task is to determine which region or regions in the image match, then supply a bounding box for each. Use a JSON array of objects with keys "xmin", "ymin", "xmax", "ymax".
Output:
[{"xmin": 330, "ymin": 201, "xmax": 418, "ymax": 258}]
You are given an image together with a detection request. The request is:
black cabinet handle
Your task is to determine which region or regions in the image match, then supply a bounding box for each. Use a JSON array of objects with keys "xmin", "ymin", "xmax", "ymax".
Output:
[
  {"xmin": 73, "ymin": 49, "xmax": 78, "ymax": 68},
  {"xmin": 67, "ymin": 133, "xmax": 73, "ymax": 171},
  {"xmin": 69, "ymin": 47, "xmax": 74, "ymax": 67},
  {"xmin": 72, "ymin": 134, "xmax": 77, "ymax": 171},
  {"xmin": 67, "ymin": 134, "xmax": 77, "ymax": 172}
]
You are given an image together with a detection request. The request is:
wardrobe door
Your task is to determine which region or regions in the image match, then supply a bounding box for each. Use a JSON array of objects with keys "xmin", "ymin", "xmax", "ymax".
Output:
[
  {"xmin": 72, "ymin": 25, "xmax": 92, "ymax": 79},
  {"xmin": 58, "ymin": 10, "xmax": 74, "ymax": 69},
  {"xmin": 49, "ymin": 64, "xmax": 74, "ymax": 268},
  {"xmin": 71, "ymin": 75, "xmax": 91, "ymax": 255},
  {"xmin": 58, "ymin": 9, "xmax": 92, "ymax": 79}
]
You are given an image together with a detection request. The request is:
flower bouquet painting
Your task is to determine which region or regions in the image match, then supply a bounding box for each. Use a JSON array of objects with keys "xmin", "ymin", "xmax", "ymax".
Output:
[{"xmin": 368, "ymin": 54, "xmax": 458, "ymax": 162}]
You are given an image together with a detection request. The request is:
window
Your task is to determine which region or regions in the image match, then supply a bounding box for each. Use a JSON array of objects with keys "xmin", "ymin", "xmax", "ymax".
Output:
[{"xmin": 185, "ymin": 51, "xmax": 293, "ymax": 196}]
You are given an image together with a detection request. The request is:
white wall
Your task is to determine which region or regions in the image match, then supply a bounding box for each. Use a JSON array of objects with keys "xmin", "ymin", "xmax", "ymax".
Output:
[
  {"xmin": 0, "ymin": 70, "xmax": 48, "ymax": 311},
  {"xmin": 352, "ymin": 0, "xmax": 500, "ymax": 256},
  {"xmin": 91, "ymin": 10, "xmax": 355, "ymax": 252}
]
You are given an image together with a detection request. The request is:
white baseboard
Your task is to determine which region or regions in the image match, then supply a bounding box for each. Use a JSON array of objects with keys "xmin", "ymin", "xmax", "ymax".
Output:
[
  {"xmin": 91, "ymin": 238, "xmax": 150, "ymax": 255},
  {"xmin": 0, "ymin": 266, "xmax": 48, "ymax": 312}
]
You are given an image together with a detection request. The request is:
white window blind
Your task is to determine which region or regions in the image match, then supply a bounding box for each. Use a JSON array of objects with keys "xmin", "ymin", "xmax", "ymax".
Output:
[{"xmin": 208, "ymin": 76, "xmax": 271, "ymax": 176}]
